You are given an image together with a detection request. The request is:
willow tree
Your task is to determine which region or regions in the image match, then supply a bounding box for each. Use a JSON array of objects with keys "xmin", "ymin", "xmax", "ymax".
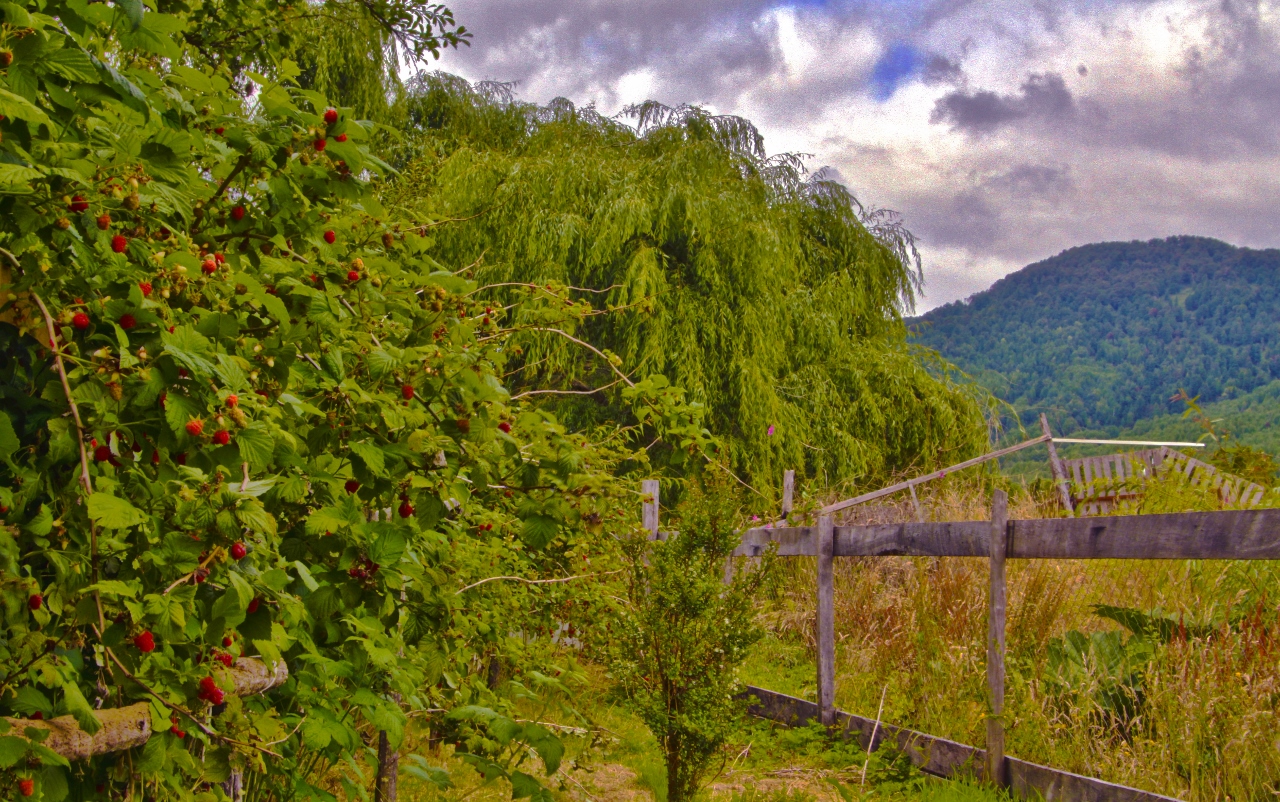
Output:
[{"xmin": 382, "ymin": 74, "xmax": 989, "ymax": 493}]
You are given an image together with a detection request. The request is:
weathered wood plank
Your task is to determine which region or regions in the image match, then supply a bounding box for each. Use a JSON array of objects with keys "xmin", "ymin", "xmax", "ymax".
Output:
[
  {"xmin": 832, "ymin": 521, "xmax": 989, "ymax": 557},
  {"xmin": 1041, "ymin": 415, "xmax": 1074, "ymax": 516},
  {"xmin": 642, "ymin": 479, "xmax": 659, "ymax": 539},
  {"xmin": 1009, "ymin": 510, "xmax": 1280, "ymax": 559},
  {"xmin": 782, "ymin": 470, "xmax": 795, "ymax": 518},
  {"xmin": 986, "ymin": 491, "xmax": 1008, "ymax": 786},
  {"xmin": 820, "ymin": 435, "xmax": 1051, "ymax": 515},
  {"xmin": 734, "ymin": 526, "xmax": 817, "ymax": 557},
  {"xmin": 738, "ymin": 510, "xmax": 1280, "ymax": 561},
  {"xmin": 816, "ymin": 515, "xmax": 835, "ymax": 727},
  {"xmin": 742, "ymin": 686, "xmax": 1182, "ymax": 801}
]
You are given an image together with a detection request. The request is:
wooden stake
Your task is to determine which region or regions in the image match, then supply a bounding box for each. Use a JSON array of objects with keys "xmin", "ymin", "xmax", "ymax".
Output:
[
  {"xmin": 1040, "ymin": 414, "xmax": 1075, "ymax": 517},
  {"xmin": 816, "ymin": 514, "xmax": 835, "ymax": 727},
  {"xmin": 986, "ymin": 489, "xmax": 1009, "ymax": 786},
  {"xmin": 781, "ymin": 470, "xmax": 795, "ymax": 519},
  {"xmin": 908, "ymin": 483, "xmax": 925, "ymax": 523},
  {"xmin": 642, "ymin": 479, "xmax": 660, "ymax": 539}
]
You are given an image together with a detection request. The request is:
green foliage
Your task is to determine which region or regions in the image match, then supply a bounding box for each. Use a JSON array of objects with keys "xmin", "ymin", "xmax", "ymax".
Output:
[
  {"xmin": 383, "ymin": 74, "xmax": 991, "ymax": 493},
  {"xmin": 0, "ymin": 2, "xmax": 708, "ymax": 799},
  {"xmin": 914, "ymin": 236, "xmax": 1280, "ymax": 433},
  {"xmin": 607, "ymin": 473, "xmax": 772, "ymax": 801}
]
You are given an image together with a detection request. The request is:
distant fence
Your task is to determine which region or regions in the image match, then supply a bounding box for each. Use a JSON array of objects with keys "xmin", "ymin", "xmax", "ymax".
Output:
[{"xmin": 1064, "ymin": 446, "xmax": 1266, "ymax": 515}]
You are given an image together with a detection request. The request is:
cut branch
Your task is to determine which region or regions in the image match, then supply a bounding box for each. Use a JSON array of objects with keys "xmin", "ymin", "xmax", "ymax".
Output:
[{"xmin": 455, "ymin": 570, "xmax": 619, "ymax": 595}]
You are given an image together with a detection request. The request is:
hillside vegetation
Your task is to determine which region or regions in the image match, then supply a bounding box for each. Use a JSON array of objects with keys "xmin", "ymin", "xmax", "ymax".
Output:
[{"xmin": 912, "ymin": 236, "xmax": 1280, "ymax": 433}]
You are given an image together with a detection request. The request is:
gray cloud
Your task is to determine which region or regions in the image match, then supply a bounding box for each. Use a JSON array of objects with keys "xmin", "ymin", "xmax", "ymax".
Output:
[{"xmin": 930, "ymin": 72, "xmax": 1074, "ymax": 134}]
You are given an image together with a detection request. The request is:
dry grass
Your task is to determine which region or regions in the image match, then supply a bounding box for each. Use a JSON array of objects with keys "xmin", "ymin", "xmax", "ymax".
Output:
[{"xmin": 746, "ymin": 476, "xmax": 1280, "ymax": 801}]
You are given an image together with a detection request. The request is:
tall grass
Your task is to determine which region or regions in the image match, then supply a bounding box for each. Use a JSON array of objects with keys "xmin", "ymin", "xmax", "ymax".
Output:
[{"xmin": 746, "ymin": 473, "xmax": 1280, "ymax": 801}]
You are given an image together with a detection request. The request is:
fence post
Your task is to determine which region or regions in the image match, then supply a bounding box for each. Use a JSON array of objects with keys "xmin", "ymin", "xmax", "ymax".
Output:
[
  {"xmin": 816, "ymin": 513, "xmax": 835, "ymax": 727},
  {"xmin": 985, "ymin": 489, "xmax": 1009, "ymax": 786},
  {"xmin": 1040, "ymin": 414, "xmax": 1074, "ymax": 517},
  {"xmin": 375, "ymin": 726, "xmax": 399, "ymax": 802},
  {"xmin": 781, "ymin": 470, "xmax": 795, "ymax": 519},
  {"xmin": 642, "ymin": 479, "xmax": 660, "ymax": 539},
  {"xmin": 908, "ymin": 483, "xmax": 926, "ymax": 522}
]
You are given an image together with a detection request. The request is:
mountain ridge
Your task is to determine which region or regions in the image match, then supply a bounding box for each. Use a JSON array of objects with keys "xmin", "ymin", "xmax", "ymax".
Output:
[{"xmin": 911, "ymin": 235, "xmax": 1280, "ymax": 433}]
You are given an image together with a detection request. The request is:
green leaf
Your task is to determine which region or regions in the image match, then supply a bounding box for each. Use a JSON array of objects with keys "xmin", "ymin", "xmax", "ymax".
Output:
[
  {"xmin": 0, "ymin": 87, "xmax": 51, "ymax": 128},
  {"xmin": 114, "ymin": 0, "xmax": 144, "ymax": 30},
  {"xmin": 45, "ymin": 49, "xmax": 98, "ymax": 82},
  {"xmin": 83, "ymin": 580, "xmax": 138, "ymax": 598},
  {"xmin": 39, "ymin": 765, "xmax": 69, "ymax": 801},
  {"xmin": 0, "ymin": 411, "xmax": 19, "ymax": 460},
  {"xmin": 163, "ymin": 393, "xmax": 201, "ymax": 437},
  {"xmin": 349, "ymin": 441, "xmax": 385, "ymax": 476},
  {"xmin": 520, "ymin": 515, "xmax": 559, "ymax": 550},
  {"xmin": 0, "ymin": 736, "xmax": 29, "ymax": 767},
  {"xmin": 510, "ymin": 772, "xmax": 555, "ymax": 801},
  {"xmin": 0, "ymin": 162, "xmax": 42, "ymax": 189},
  {"xmin": 61, "ymin": 682, "xmax": 101, "ymax": 736},
  {"xmin": 293, "ymin": 561, "xmax": 319, "ymax": 592},
  {"xmin": 23, "ymin": 504, "xmax": 53, "ymax": 537},
  {"xmin": 87, "ymin": 493, "xmax": 148, "ymax": 529},
  {"xmin": 237, "ymin": 422, "xmax": 275, "ymax": 470},
  {"xmin": 368, "ymin": 530, "xmax": 405, "ymax": 566},
  {"xmin": 160, "ymin": 326, "xmax": 217, "ymax": 378}
]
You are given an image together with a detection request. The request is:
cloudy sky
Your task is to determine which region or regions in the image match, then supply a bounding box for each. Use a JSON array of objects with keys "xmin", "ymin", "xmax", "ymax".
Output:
[{"xmin": 431, "ymin": 0, "xmax": 1280, "ymax": 311}]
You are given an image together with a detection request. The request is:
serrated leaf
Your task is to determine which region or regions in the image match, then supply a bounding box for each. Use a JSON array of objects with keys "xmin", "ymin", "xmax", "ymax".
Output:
[
  {"xmin": 83, "ymin": 580, "xmax": 137, "ymax": 598},
  {"xmin": 0, "ymin": 735, "xmax": 29, "ymax": 767},
  {"xmin": 237, "ymin": 422, "xmax": 275, "ymax": 470},
  {"xmin": 114, "ymin": 0, "xmax": 144, "ymax": 30},
  {"xmin": 160, "ymin": 326, "xmax": 216, "ymax": 378},
  {"xmin": 368, "ymin": 530, "xmax": 405, "ymax": 567},
  {"xmin": 0, "ymin": 411, "xmax": 18, "ymax": 463},
  {"xmin": 61, "ymin": 682, "xmax": 101, "ymax": 736},
  {"xmin": 305, "ymin": 507, "xmax": 358, "ymax": 536},
  {"xmin": 349, "ymin": 441, "xmax": 385, "ymax": 476},
  {"xmin": 293, "ymin": 560, "xmax": 319, "ymax": 592},
  {"xmin": 87, "ymin": 493, "xmax": 148, "ymax": 529},
  {"xmin": 163, "ymin": 393, "xmax": 201, "ymax": 436},
  {"xmin": 0, "ymin": 87, "xmax": 51, "ymax": 128},
  {"xmin": 45, "ymin": 49, "xmax": 98, "ymax": 82},
  {"xmin": 520, "ymin": 515, "xmax": 558, "ymax": 550},
  {"xmin": 0, "ymin": 162, "xmax": 42, "ymax": 188}
]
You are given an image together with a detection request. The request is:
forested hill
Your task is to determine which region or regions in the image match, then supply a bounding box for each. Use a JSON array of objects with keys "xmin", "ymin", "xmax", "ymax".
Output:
[{"xmin": 911, "ymin": 237, "xmax": 1280, "ymax": 432}]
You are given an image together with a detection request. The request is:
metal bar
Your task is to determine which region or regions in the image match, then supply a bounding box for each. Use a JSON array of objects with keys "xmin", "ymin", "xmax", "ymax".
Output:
[
  {"xmin": 821, "ymin": 435, "xmax": 1051, "ymax": 515},
  {"xmin": 1052, "ymin": 438, "xmax": 1205, "ymax": 447}
]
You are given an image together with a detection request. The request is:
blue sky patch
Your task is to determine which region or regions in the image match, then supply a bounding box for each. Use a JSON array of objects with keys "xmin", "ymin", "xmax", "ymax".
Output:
[{"xmin": 871, "ymin": 43, "xmax": 922, "ymax": 100}]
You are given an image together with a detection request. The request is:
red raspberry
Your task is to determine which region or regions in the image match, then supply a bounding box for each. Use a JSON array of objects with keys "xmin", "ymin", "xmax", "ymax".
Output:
[
  {"xmin": 28, "ymin": 594, "xmax": 42, "ymax": 611},
  {"xmin": 185, "ymin": 419, "xmax": 204, "ymax": 437},
  {"xmin": 118, "ymin": 314, "xmax": 136, "ymax": 330},
  {"xmin": 324, "ymin": 108, "xmax": 338, "ymax": 125},
  {"xmin": 222, "ymin": 636, "xmax": 233, "ymax": 647},
  {"xmin": 201, "ymin": 258, "xmax": 217, "ymax": 275},
  {"xmin": 170, "ymin": 725, "xmax": 185, "ymax": 737},
  {"xmin": 175, "ymin": 453, "xmax": 187, "ymax": 465},
  {"xmin": 96, "ymin": 213, "xmax": 111, "ymax": 230},
  {"xmin": 139, "ymin": 282, "xmax": 152, "ymax": 296},
  {"xmin": 111, "ymin": 235, "xmax": 127, "ymax": 253},
  {"xmin": 323, "ymin": 230, "xmax": 335, "ymax": 244},
  {"xmin": 215, "ymin": 126, "xmax": 225, "ymax": 135},
  {"xmin": 231, "ymin": 205, "xmax": 246, "ymax": 222},
  {"xmin": 134, "ymin": 630, "xmax": 155, "ymax": 653},
  {"xmin": 314, "ymin": 138, "xmax": 326, "ymax": 152},
  {"xmin": 398, "ymin": 501, "xmax": 414, "ymax": 518},
  {"xmin": 225, "ymin": 394, "xmax": 238, "ymax": 408},
  {"xmin": 30, "ymin": 712, "xmax": 42, "ymax": 721},
  {"xmin": 230, "ymin": 542, "xmax": 246, "ymax": 560},
  {"xmin": 212, "ymin": 430, "xmax": 231, "ymax": 446},
  {"xmin": 19, "ymin": 778, "xmax": 34, "ymax": 797},
  {"xmin": 498, "ymin": 421, "xmax": 511, "ymax": 433},
  {"xmin": 69, "ymin": 195, "xmax": 89, "ymax": 213},
  {"xmin": 72, "ymin": 312, "xmax": 90, "ymax": 330},
  {"xmin": 215, "ymin": 652, "xmax": 233, "ymax": 667},
  {"xmin": 151, "ymin": 450, "xmax": 160, "ymax": 465},
  {"xmin": 347, "ymin": 270, "xmax": 360, "ymax": 282},
  {"xmin": 336, "ymin": 133, "xmax": 347, "ymax": 143},
  {"xmin": 247, "ymin": 597, "xmax": 260, "ymax": 614},
  {"xmin": 94, "ymin": 445, "xmax": 112, "ymax": 462},
  {"xmin": 401, "ymin": 384, "xmax": 414, "ymax": 400},
  {"xmin": 344, "ymin": 479, "xmax": 360, "ymax": 493}
]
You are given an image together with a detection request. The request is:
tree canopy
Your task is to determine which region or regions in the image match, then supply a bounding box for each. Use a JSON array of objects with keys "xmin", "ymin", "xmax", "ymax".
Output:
[{"xmin": 383, "ymin": 75, "xmax": 990, "ymax": 493}]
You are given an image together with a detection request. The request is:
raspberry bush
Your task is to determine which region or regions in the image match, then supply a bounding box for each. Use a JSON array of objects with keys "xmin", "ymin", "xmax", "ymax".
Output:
[{"xmin": 0, "ymin": 1, "xmax": 709, "ymax": 799}]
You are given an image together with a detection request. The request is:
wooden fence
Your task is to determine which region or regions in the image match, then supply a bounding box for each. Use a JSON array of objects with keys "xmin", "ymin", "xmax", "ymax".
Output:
[{"xmin": 641, "ymin": 477, "xmax": 1280, "ymax": 800}]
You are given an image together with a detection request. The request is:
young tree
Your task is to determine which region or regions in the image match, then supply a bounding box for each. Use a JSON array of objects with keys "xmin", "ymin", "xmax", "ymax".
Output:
[{"xmin": 608, "ymin": 473, "xmax": 772, "ymax": 801}]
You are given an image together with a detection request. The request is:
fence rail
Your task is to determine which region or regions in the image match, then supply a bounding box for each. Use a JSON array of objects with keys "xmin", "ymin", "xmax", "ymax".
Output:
[{"xmin": 735, "ymin": 508, "xmax": 1280, "ymax": 561}]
